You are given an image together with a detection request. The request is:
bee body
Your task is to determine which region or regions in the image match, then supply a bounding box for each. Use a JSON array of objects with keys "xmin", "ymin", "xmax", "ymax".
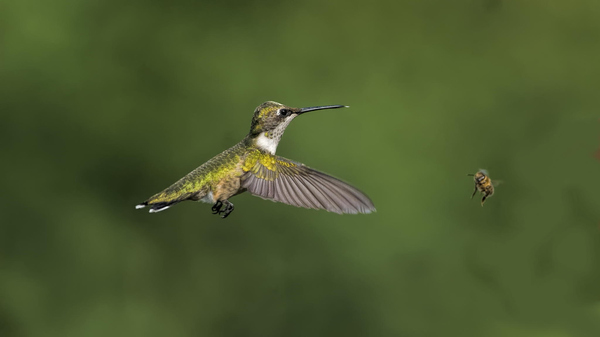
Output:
[{"xmin": 468, "ymin": 169, "xmax": 495, "ymax": 206}]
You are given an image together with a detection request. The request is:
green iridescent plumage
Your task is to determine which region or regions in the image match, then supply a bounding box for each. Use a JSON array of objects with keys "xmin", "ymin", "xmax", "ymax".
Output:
[
  {"xmin": 136, "ymin": 101, "xmax": 376, "ymax": 218},
  {"xmin": 143, "ymin": 142, "xmax": 247, "ymax": 207}
]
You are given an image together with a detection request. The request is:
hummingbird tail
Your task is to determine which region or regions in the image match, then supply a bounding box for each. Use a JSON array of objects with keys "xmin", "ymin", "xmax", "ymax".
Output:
[
  {"xmin": 136, "ymin": 185, "xmax": 204, "ymax": 213},
  {"xmin": 135, "ymin": 200, "xmax": 181, "ymax": 213}
]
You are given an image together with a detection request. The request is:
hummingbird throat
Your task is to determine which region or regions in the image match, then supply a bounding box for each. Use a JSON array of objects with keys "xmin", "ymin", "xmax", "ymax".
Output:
[{"xmin": 254, "ymin": 117, "xmax": 294, "ymax": 154}]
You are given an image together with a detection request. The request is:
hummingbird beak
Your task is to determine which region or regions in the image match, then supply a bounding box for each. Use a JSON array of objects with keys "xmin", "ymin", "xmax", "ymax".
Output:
[{"xmin": 297, "ymin": 105, "xmax": 348, "ymax": 115}]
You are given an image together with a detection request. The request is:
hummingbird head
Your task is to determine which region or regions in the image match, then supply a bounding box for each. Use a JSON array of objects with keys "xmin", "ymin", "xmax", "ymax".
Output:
[{"xmin": 248, "ymin": 101, "xmax": 347, "ymax": 154}]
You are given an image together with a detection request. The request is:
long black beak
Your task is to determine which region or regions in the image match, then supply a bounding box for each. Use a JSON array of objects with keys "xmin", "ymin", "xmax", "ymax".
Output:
[{"xmin": 298, "ymin": 105, "xmax": 347, "ymax": 115}]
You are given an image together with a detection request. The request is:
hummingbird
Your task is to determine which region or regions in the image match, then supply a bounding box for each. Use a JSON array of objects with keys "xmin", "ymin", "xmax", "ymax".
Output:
[{"xmin": 135, "ymin": 101, "xmax": 376, "ymax": 218}]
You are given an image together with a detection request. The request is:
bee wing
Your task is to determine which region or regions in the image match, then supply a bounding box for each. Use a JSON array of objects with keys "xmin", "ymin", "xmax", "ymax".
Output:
[
  {"xmin": 492, "ymin": 179, "xmax": 503, "ymax": 187},
  {"xmin": 241, "ymin": 155, "xmax": 375, "ymax": 214}
]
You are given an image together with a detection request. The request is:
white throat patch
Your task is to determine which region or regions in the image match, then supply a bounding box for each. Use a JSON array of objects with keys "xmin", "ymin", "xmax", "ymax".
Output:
[
  {"xmin": 256, "ymin": 132, "xmax": 278, "ymax": 154},
  {"xmin": 254, "ymin": 116, "xmax": 295, "ymax": 154}
]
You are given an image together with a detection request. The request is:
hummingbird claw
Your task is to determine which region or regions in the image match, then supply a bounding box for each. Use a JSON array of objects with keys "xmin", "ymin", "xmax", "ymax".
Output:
[
  {"xmin": 219, "ymin": 201, "xmax": 235, "ymax": 219},
  {"xmin": 211, "ymin": 200, "xmax": 234, "ymax": 218},
  {"xmin": 211, "ymin": 200, "xmax": 223, "ymax": 214}
]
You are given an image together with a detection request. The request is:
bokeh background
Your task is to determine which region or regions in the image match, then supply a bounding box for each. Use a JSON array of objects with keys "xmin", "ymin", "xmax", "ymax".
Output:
[{"xmin": 2, "ymin": 0, "xmax": 600, "ymax": 336}]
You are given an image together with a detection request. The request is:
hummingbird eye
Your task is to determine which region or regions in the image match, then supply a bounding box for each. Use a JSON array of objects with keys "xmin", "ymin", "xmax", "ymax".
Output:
[{"xmin": 277, "ymin": 108, "xmax": 291, "ymax": 117}]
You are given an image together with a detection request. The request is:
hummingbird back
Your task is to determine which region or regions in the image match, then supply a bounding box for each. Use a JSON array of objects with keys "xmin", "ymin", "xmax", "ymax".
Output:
[{"xmin": 137, "ymin": 142, "xmax": 247, "ymax": 212}]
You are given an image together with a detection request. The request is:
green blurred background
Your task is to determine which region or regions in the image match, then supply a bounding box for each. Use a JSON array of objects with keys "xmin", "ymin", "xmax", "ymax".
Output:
[{"xmin": 2, "ymin": 0, "xmax": 600, "ymax": 336}]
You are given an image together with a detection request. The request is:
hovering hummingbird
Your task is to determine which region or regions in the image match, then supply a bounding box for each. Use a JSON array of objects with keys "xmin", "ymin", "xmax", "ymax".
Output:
[{"xmin": 135, "ymin": 101, "xmax": 376, "ymax": 218}]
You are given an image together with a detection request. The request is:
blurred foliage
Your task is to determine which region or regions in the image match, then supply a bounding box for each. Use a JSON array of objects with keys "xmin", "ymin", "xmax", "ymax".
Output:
[{"xmin": 1, "ymin": 0, "xmax": 600, "ymax": 336}]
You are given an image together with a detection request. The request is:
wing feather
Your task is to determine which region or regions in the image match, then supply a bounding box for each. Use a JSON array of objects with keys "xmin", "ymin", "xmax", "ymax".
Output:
[
  {"xmin": 279, "ymin": 174, "xmax": 307, "ymax": 208},
  {"xmin": 241, "ymin": 155, "xmax": 375, "ymax": 214},
  {"xmin": 275, "ymin": 176, "xmax": 293, "ymax": 206},
  {"xmin": 313, "ymin": 173, "xmax": 374, "ymax": 212},
  {"xmin": 304, "ymin": 174, "xmax": 362, "ymax": 214},
  {"xmin": 284, "ymin": 173, "xmax": 319, "ymax": 209},
  {"xmin": 302, "ymin": 174, "xmax": 345, "ymax": 213},
  {"xmin": 295, "ymin": 173, "xmax": 339, "ymax": 212}
]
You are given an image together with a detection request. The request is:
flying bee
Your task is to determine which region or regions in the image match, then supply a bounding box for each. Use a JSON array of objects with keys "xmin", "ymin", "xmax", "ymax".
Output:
[{"xmin": 467, "ymin": 169, "xmax": 497, "ymax": 206}]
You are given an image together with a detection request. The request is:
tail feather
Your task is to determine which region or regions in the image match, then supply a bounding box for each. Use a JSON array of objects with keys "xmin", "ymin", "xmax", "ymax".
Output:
[
  {"xmin": 147, "ymin": 201, "xmax": 179, "ymax": 213},
  {"xmin": 135, "ymin": 193, "xmax": 192, "ymax": 213},
  {"xmin": 149, "ymin": 205, "xmax": 170, "ymax": 213},
  {"xmin": 136, "ymin": 182, "xmax": 204, "ymax": 213},
  {"xmin": 136, "ymin": 200, "xmax": 183, "ymax": 213}
]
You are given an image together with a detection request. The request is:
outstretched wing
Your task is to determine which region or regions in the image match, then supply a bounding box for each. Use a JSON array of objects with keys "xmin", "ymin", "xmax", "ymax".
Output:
[{"xmin": 241, "ymin": 155, "xmax": 375, "ymax": 214}]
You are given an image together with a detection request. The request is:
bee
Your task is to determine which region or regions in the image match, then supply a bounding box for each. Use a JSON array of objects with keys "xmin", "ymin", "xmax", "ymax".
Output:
[{"xmin": 467, "ymin": 169, "xmax": 496, "ymax": 206}]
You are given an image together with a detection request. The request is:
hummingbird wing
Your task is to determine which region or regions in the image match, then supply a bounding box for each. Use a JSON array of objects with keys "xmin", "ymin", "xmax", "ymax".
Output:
[{"xmin": 241, "ymin": 155, "xmax": 375, "ymax": 214}]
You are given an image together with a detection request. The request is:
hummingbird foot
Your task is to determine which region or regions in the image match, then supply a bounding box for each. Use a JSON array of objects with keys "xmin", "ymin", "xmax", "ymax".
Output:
[
  {"xmin": 211, "ymin": 200, "xmax": 234, "ymax": 218},
  {"xmin": 212, "ymin": 200, "xmax": 223, "ymax": 214},
  {"xmin": 219, "ymin": 200, "xmax": 234, "ymax": 219}
]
